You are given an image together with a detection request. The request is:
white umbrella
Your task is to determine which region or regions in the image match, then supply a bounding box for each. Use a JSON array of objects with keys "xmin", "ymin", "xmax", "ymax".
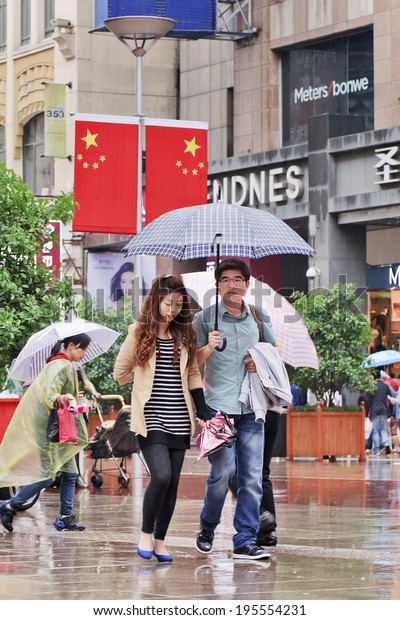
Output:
[
  {"xmin": 182, "ymin": 271, "xmax": 319, "ymax": 370},
  {"xmin": 9, "ymin": 318, "xmax": 120, "ymax": 382}
]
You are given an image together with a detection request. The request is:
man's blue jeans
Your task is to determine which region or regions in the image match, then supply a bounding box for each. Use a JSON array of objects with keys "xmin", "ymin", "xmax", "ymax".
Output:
[
  {"xmin": 200, "ymin": 411, "xmax": 264, "ymax": 549},
  {"xmin": 372, "ymin": 415, "xmax": 389, "ymax": 454},
  {"xmin": 9, "ymin": 472, "xmax": 77, "ymax": 515}
]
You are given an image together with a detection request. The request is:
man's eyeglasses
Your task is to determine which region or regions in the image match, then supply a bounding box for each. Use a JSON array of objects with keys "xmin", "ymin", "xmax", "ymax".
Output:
[{"xmin": 219, "ymin": 277, "xmax": 246, "ymax": 284}]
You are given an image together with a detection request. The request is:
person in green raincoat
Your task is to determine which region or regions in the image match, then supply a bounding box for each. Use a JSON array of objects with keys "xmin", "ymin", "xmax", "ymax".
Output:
[{"xmin": 0, "ymin": 333, "xmax": 91, "ymax": 533}]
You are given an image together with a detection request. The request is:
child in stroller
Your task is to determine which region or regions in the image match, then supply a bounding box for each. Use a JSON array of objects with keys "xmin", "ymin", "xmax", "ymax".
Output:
[{"xmin": 85, "ymin": 394, "xmax": 145, "ymax": 488}]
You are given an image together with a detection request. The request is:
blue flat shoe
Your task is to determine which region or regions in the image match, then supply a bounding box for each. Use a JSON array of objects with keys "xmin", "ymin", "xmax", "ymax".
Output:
[
  {"xmin": 153, "ymin": 550, "xmax": 173, "ymax": 563},
  {"xmin": 137, "ymin": 547, "xmax": 154, "ymax": 560}
]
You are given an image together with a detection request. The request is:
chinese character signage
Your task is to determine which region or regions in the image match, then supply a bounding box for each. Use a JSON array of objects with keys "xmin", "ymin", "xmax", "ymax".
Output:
[
  {"xmin": 374, "ymin": 146, "xmax": 400, "ymax": 185},
  {"xmin": 38, "ymin": 221, "xmax": 62, "ymax": 277}
]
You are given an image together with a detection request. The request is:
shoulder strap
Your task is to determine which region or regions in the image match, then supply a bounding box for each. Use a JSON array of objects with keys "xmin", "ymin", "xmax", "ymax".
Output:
[{"xmin": 248, "ymin": 304, "xmax": 264, "ymax": 343}]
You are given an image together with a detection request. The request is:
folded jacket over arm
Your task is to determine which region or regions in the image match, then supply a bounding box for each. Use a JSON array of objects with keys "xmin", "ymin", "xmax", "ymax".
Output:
[{"xmin": 239, "ymin": 343, "xmax": 292, "ymax": 423}]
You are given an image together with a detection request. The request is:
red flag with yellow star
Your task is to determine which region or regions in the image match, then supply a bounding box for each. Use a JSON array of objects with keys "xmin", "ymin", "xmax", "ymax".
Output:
[
  {"xmin": 145, "ymin": 119, "xmax": 208, "ymax": 223},
  {"xmin": 73, "ymin": 114, "xmax": 139, "ymax": 234}
]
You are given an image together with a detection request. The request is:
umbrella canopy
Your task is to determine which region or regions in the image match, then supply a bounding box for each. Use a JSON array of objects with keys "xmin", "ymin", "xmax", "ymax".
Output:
[
  {"xmin": 124, "ymin": 202, "xmax": 314, "ymax": 260},
  {"xmin": 125, "ymin": 202, "xmax": 313, "ymax": 352},
  {"xmin": 361, "ymin": 349, "xmax": 400, "ymax": 368},
  {"xmin": 195, "ymin": 412, "xmax": 237, "ymax": 461},
  {"xmin": 9, "ymin": 318, "xmax": 120, "ymax": 382},
  {"xmin": 182, "ymin": 271, "xmax": 319, "ymax": 370}
]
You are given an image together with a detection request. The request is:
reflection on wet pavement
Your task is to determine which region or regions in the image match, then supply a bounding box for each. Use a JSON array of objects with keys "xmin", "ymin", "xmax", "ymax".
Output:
[{"xmin": 1, "ymin": 452, "xmax": 400, "ymax": 600}]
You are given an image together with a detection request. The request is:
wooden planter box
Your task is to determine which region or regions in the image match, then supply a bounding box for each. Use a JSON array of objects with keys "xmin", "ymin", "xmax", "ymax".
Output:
[{"xmin": 286, "ymin": 402, "xmax": 366, "ymax": 462}]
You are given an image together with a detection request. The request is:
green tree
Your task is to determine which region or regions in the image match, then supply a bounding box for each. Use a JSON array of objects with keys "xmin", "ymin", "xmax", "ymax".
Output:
[
  {"xmin": 288, "ymin": 283, "xmax": 372, "ymax": 405},
  {"xmin": 0, "ymin": 164, "xmax": 75, "ymax": 386},
  {"xmin": 75, "ymin": 302, "xmax": 132, "ymax": 403}
]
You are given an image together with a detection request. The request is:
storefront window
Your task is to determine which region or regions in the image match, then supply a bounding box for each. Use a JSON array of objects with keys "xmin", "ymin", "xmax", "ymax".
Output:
[{"xmin": 281, "ymin": 30, "xmax": 374, "ymax": 146}]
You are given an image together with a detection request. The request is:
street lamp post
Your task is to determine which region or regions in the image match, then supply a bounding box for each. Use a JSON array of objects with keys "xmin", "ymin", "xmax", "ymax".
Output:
[{"xmin": 103, "ymin": 16, "xmax": 176, "ymax": 312}]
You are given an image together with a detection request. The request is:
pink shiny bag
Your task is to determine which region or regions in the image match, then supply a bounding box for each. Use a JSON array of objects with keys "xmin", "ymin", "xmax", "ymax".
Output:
[{"xmin": 196, "ymin": 412, "xmax": 237, "ymax": 461}]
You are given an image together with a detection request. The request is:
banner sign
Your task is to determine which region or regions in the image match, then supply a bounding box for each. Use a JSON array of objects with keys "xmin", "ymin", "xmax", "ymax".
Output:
[
  {"xmin": 367, "ymin": 264, "xmax": 400, "ymax": 290},
  {"xmin": 73, "ymin": 114, "xmax": 139, "ymax": 234},
  {"xmin": 44, "ymin": 84, "xmax": 66, "ymax": 158},
  {"xmin": 145, "ymin": 118, "xmax": 208, "ymax": 224}
]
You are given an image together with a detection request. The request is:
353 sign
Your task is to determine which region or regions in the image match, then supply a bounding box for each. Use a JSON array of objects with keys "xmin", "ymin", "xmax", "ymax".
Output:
[{"xmin": 46, "ymin": 108, "xmax": 65, "ymax": 119}]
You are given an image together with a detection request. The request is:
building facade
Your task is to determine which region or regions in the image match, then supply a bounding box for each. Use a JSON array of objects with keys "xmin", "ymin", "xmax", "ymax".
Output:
[
  {"xmin": 0, "ymin": 0, "xmax": 180, "ymax": 288},
  {"xmin": 181, "ymin": 0, "xmax": 400, "ymax": 348},
  {"xmin": 2, "ymin": 0, "xmax": 400, "ymax": 346}
]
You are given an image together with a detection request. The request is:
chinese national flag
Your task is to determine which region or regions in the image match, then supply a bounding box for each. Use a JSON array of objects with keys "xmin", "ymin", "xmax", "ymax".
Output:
[
  {"xmin": 73, "ymin": 114, "xmax": 139, "ymax": 234},
  {"xmin": 145, "ymin": 119, "xmax": 208, "ymax": 224}
]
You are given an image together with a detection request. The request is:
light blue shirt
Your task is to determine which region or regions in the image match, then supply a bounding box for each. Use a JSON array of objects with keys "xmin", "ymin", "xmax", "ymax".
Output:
[{"xmin": 194, "ymin": 301, "xmax": 275, "ymax": 415}]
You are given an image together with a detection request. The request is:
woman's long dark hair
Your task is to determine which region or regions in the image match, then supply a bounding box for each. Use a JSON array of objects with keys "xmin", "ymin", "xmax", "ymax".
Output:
[
  {"xmin": 110, "ymin": 262, "xmax": 135, "ymax": 301},
  {"xmin": 133, "ymin": 275, "xmax": 197, "ymax": 368},
  {"xmin": 47, "ymin": 333, "xmax": 91, "ymax": 362}
]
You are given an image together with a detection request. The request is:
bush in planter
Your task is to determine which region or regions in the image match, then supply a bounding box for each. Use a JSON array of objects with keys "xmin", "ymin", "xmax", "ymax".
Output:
[{"xmin": 288, "ymin": 283, "xmax": 372, "ymax": 406}]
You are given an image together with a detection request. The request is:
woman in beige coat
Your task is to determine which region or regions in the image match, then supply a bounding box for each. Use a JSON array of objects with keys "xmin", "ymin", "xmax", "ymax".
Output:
[{"xmin": 114, "ymin": 275, "xmax": 209, "ymax": 563}]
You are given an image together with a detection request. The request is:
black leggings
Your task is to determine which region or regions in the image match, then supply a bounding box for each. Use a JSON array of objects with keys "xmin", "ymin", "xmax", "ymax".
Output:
[{"xmin": 140, "ymin": 443, "xmax": 186, "ymax": 540}]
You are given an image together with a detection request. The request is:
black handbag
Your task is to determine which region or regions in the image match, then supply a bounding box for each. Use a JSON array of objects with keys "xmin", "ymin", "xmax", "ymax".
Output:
[{"xmin": 47, "ymin": 407, "xmax": 59, "ymax": 443}]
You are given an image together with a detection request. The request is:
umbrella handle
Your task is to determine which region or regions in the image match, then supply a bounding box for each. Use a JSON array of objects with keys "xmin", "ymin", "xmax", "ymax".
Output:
[
  {"xmin": 213, "ymin": 234, "xmax": 226, "ymax": 352},
  {"xmin": 214, "ymin": 316, "xmax": 227, "ymax": 351},
  {"xmin": 215, "ymin": 338, "xmax": 227, "ymax": 352}
]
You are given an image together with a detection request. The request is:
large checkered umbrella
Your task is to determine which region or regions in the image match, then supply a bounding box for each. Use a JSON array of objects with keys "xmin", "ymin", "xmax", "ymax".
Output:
[
  {"xmin": 125, "ymin": 202, "xmax": 313, "ymax": 260},
  {"xmin": 125, "ymin": 202, "xmax": 313, "ymax": 350}
]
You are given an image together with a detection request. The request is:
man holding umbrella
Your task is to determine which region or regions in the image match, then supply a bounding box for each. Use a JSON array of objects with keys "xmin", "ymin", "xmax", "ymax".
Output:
[{"xmin": 194, "ymin": 258, "xmax": 276, "ymax": 560}]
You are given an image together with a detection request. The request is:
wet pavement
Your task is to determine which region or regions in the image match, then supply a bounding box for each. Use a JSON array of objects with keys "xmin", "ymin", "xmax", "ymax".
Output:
[{"xmin": 1, "ymin": 451, "xmax": 400, "ymax": 600}]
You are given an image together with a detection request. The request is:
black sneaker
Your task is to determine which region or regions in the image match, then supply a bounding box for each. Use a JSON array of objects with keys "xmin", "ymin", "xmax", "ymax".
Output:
[
  {"xmin": 0, "ymin": 501, "xmax": 16, "ymax": 532},
  {"xmin": 53, "ymin": 514, "xmax": 86, "ymax": 531},
  {"xmin": 385, "ymin": 446, "xmax": 392, "ymax": 455},
  {"xmin": 195, "ymin": 529, "xmax": 214, "ymax": 554},
  {"xmin": 257, "ymin": 529, "xmax": 278, "ymax": 547},
  {"xmin": 233, "ymin": 544, "xmax": 271, "ymax": 560}
]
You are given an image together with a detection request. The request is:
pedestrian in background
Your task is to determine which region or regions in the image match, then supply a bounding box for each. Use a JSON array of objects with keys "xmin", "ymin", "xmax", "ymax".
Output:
[
  {"xmin": 365, "ymin": 371, "xmax": 392, "ymax": 456},
  {"xmin": 0, "ymin": 334, "xmax": 91, "ymax": 533}
]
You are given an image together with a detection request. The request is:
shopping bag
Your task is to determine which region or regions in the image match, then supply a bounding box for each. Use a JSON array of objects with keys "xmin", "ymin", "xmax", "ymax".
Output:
[
  {"xmin": 58, "ymin": 403, "xmax": 77, "ymax": 444},
  {"xmin": 365, "ymin": 416, "xmax": 373, "ymax": 441},
  {"xmin": 47, "ymin": 396, "xmax": 80, "ymax": 444}
]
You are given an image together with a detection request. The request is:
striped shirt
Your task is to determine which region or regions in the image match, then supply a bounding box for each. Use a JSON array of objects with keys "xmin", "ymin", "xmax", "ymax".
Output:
[{"xmin": 141, "ymin": 338, "xmax": 190, "ymax": 449}]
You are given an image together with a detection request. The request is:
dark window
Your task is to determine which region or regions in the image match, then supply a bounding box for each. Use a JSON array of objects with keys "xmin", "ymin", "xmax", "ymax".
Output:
[
  {"xmin": 0, "ymin": 0, "xmax": 6, "ymax": 52},
  {"xmin": 44, "ymin": 0, "xmax": 54, "ymax": 38},
  {"xmin": 0, "ymin": 125, "xmax": 5, "ymax": 163},
  {"xmin": 227, "ymin": 87, "xmax": 234, "ymax": 158},
  {"xmin": 281, "ymin": 30, "xmax": 374, "ymax": 146},
  {"xmin": 21, "ymin": 0, "xmax": 31, "ymax": 46},
  {"xmin": 23, "ymin": 114, "xmax": 54, "ymax": 195}
]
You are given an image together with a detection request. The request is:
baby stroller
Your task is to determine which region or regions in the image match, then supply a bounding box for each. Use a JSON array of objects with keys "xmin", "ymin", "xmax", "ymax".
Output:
[{"xmin": 85, "ymin": 394, "xmax": 146, "ymax": 488}]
